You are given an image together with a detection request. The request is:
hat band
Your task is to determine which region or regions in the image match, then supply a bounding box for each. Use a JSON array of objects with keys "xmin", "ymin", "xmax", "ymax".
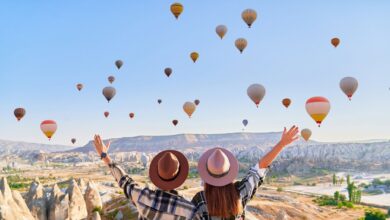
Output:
[
  {"xmin": 206, "ymin": 164, "xmax": 230, "ymax": 178},
  {"xmin": 158, "ymin": 166, "xmax": 180, "ymax": 181}
]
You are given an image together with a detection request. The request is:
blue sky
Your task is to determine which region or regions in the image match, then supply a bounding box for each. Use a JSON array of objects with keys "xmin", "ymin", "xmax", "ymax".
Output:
[{"xmin": 1, "ymin": 1, "xmax": 389, "ymax": 146}]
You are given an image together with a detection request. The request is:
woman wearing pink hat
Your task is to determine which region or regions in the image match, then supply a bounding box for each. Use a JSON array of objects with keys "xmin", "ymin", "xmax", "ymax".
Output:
[{"xmin": 193, "ymin": 126, "xmax": 299, "ymax": 219}]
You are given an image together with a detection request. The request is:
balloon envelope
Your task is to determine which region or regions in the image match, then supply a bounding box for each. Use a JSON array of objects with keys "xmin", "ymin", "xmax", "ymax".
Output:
[
  {"xmin": 216, "ymin": 25, "xmax": 227, "ymax": 39},
  {"xmin": 194, "ymin": 99, "xmax": 200, "ymax": 106},
  {"xmin": 235, "ymin": 38, "xmax": 247, "ymax": 53},
  {"xmin": 282, "ymin": 98, "xmax": 291, "ymax": 108},
  {"xmin": 242, "ymin": 9, "xmax": 257, "ymax": 28},
  {"xmin": 331, "ymin": 38, "xmax": 340, "ymax": 48},
  {"xmin": 129, "ymin": 113, "xmax": 135, "ymax": 119},
  {"xmin": 172, "ymin": 120, "xmax": 178, "ymax": 126},
  {"xmin": 71, "ymin": 138, "xmax": 76, "ymax": 144},
  {"xmin": 104, "ymin": 111, "xmax": 109, "ymax": 118},
  {"xmin": 158, "ymin": 99, "xmax": 162, "ymax": 104},
  {"xmin": 40, "ymin": 120, "xmax": 57, "ymax": 140},
  {"xmin": 242, "ymin": 119, "xmax": 248, "ymax": 127},
  {"xmin": 183, "ymin": 102, "xmax": 196, "ymax": 118},
  {"xmin": 170, "ymin": 3, "xmax": 183, "ymax": 19},
  {"xmin": 340, "ymin": 77, "xmax": 358, "ymax": 100},
  {"xmin": 108, "ymin": 76, "xmax": 115, "ymax": 84},
  {"xmin": 164, "ymin": 68, "xmax": 172, "ymax": 77},
  {"xmin": 115, "ymin": 60, "xmax": 123, "ymax": 69},
  {"xmin": 301, "ymin": 129, "xmax": 312, "ymax": 141},
  {"xmin": 14, "ymin": 108, "xmax": 26, "ymax": 121},
  {"xmin": 247, "ymin": 84, "xmax": 266, "ymax": 107},
  {"xmin": 305, "ymin": 96, "xmax": 331, "ymax": 127},
  {"xmin": 76, "ymin": 84, "xmax": 83, "ymax": 91},
  {"xmin": 102, "ymin": 87, "xmax": 116, "ymax": 102},
  {"xmin": 190, "ymin": 52, "xmax": 199, "ymax": 63}
]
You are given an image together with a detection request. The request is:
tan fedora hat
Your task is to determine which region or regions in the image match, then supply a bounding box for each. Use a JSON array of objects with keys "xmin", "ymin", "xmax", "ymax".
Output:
[
  {"xmin": 198, "ymin": 148, "xmax": 239, "ymax": 187},
  {"xmin": 149, "ymin": 150, "xmax": 189, "ymax": 190}
]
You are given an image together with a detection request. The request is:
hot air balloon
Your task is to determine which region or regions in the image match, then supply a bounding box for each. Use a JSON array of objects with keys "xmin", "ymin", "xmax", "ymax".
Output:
[
  {"xmin": 40, "ymin": 120, "xmax": 57, "ymax": 140},
  {"xmin": 247, "ymin": 84, "xmax": 266, "ymax": 107},
  {"xmin": 14, "ymin": 108, "xmax": 26, "ymax": 121},
  {"xmin": 242, "ymin": 9, "xmax": 257, "ymax": 28},
  {"xmin": 235, "ymin": 38, "xmax": 247, "ymax": 53},
  {"xmin": 164, "ymin": 68, "xmax": 172, "ymax": 77},
  {"xmin": 170, "ymin": 3, "xmax": 183, "ymax": 19},
  {"xmin": 340, "ymin": 77, "xmax": 358, "ymax": 100},
  {"xmin": 305, "ymin": 96, "xmax": 331, "ymax": 127},
  {"xmin": 76, "ymin": 83, "xmax": 83, "ymax": 91},
  {"xmin": 242, "ymin": 119, "xmax": 248, "ymax": 127},
  {"xmin": 158, "ymin": 99, "xmax": 162, "ymax": 104},
  {"xmin": 71, "ymin": 138, "xmax": 76, "ymax": 144},
  {"xmin": 108, "ymin": 76, "xmax": 115, "ymax": 84},
  {"xmin": 172, "ymin": 119, "xmax": 179, "ymax": 126},
  {"xmin": 301, "ymin": 129, "xmax": 312, "ymax": 141},
  {"xmin": 331, "ymin": 38, "xmax": 340, "ymax": 48},
  {"xmin": 194, "ymin": 99, "xmax": 200, "ymax": 106},
  {"xmin": 183, "ymin": 102, "xmax": 196, "ymax": 118},
  {"xmin": 190, "ymin": 52, "xmax": 199, "ymax": 63},
  {"xmin": 282, "ymin": 98, "xmax": 291, "ymax": 108},
  {"xmin": 115, "ymin": 60, "xmax": 123, "ymax": 69},
  {"xmin": 104, "ymin": 111, "xmax": 110, "ymax": 118},
  {"xmin": 129, "ymin": 112, "xmax": 135, "ymax": 119},
  {"xmin": 216, "ymin": 25, "xmax": 227, "ymax": 39},
  {"xmin": 102, "ymin": 87, "xmax": 116, "ymax": 102}
]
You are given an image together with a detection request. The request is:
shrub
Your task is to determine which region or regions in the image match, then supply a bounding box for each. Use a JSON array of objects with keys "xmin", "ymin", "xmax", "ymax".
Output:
[
  {"xmin": 364, "ymin": 208, "xmax": 386, "ymax": 220},
  {"xmin": 92, "ymin": 206, "xmax": 103, "ymax": 215},
  {"xmin": 183, "ymin": 185, "xmax": 189, "ymax": 190},
  {"xmin": 276, "ymin": 187, "xmax": 283, "ymax": 192}
]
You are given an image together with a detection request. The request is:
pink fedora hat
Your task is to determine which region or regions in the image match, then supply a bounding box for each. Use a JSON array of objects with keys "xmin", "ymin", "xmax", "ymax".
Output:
[{"xmin": 198, "ymin": 148, "xmax": 239, "ymax": 187}]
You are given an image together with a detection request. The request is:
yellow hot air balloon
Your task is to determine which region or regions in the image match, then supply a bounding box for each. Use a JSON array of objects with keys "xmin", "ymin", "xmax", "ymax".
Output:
[
  {"xmin": 340, "ymin": 77, "xmax": 358, "ymax": 100},
  {"xmin": 190, "ymin": 52, "xmax": 199, "ymax": 63},
  {"xmin": 247, "ymin": 84, "xmax": 266, "ymax": 107},
  {"xmin": 305, "ymin": 97, "xmax": 331, "ymax": 127},
  {"xmin": 170, "ymin": 3, "xmax": 183, "ymax": 19},
  {"xmin": 301, "ymin": 129, "xmax": 312, "ymax": 141},
  {"xmin": 242, "ymin": 9, "xmax": 257, "ymax": 28},
  {"xmin": 183, "ymin": 101, "xmax": 196, "ymax": 118},
  {"xmin": 40, "ymin": 120, "xmax": 57, "ymax": 140},
  {"xmin": 235, "ymin": 38, "xmax": 247, "ymax": 53},
  {"xmin": 216, "ymin": 25, "xmax": 227, "ymax": 39}
]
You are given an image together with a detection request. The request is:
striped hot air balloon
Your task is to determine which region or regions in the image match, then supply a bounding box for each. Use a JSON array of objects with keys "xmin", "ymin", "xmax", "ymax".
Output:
[
  {"xmin": 305, "ymin": 97, "xmax": 331, "ymax": 127},
  {"xmin": 40, "ymin": 120, "xmax": 57, "ymax": 140}
]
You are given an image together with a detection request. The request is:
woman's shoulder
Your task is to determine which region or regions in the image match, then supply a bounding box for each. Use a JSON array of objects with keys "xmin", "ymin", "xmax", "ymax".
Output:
[{"xmin": 191, "ymin": 190, "xmax": 205, "ymax": 203}]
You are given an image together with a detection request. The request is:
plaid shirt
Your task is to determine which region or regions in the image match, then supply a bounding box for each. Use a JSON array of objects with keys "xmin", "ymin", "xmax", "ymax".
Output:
[
  {"xmin": 191, "ymin": 165, "xmax": 267, "ymax": 220},
  {"xmin": 108, "ymin": 162, "xmax": 200, "ymax": 220}
]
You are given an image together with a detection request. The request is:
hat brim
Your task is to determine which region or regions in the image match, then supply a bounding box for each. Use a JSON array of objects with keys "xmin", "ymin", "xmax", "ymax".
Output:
[
  {"xmin": 198, "ymin": 147, "xmax": 239, "ymax": 187},
  {"xmin": 149, "ymin": 150, "xmax": 189, "ymax": 190}
]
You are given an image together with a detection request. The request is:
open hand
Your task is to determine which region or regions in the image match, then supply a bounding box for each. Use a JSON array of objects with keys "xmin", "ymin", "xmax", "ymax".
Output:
[
  {"xmin": 93, "ymin": 134, "xmax": 111, "ymax": 156},
  {"xmin": 279, "ymin": 125, "xmax": 299, "ymax": 147}
]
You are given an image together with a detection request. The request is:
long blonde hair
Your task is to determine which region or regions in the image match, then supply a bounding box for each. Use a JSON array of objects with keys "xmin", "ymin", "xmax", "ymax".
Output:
[{"xmin": 204, "ymin": 183, "xmax": 243, "ymax": 218}]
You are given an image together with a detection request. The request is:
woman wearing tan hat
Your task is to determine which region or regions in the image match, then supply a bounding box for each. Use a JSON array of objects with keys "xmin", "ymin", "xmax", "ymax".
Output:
[
  {"xmin": 192, "ymin": 126, "xmax": 299, "ymax": 219},
  {"xmin": 93, "ymin": 135, "xmax": 200, "ymax": 220}
]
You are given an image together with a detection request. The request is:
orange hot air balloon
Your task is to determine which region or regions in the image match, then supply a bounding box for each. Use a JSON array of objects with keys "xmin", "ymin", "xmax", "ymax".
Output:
[
  {"xmin": 76, "ymin": 83, "xmax": 83, "ymax": 91},
  {"xmin": 108, "ymin": 76, "xmax": 115, "ymax": 84},
  {"xmin": 331, "ymin": 38, "xmax": 340, "ymax": 48},
  {"xmin": 104, "ymin": 111, "xmax": 110, "ymax": 118},
  {"xmin": 247, "ymin": 84, "xmax": 266, "ymax": 107},
  {"xmin": 235, "ymin": 38, "xmax": 247, "ymax": 53},
  {"xmin": 301, "ymin": 129, "xmax": 312, "ymax": 141},
  {"xmin": 102, "ymin": 87, "xmax": 116, "ymax": 102},
  {"xmin": 164, "ymin": 68, "xmax": 172, "ymax": 77},
  {"xmin": 115, "ymin": 60, "xmax": 123, "ymax": 69},
  {"xmin": 282, "ymin": 98, "xmax": 291, "ymax": 108},
  {"xmin": 158, "ymin": 99, "xmax": 162, "ymax": 104},
  {"xmin": 305, "ymin": 97, "xmax": 331, "ymax": 127},
  {"xmin": 216, "ymin": 25, "xmax": 227, "ymax": 39},
  {"xmin": 242, "ymin": 9, "xmax": 257, "ymax": 28},
  {"xmin": 40, "ymin": 120, "xmax": 57, "ymax": 140},
  {"xmin": 14, "ymin": 108, "xmax": 26, "ymax": 121},
  {"xmin": 170, "ymin": 3, "xmax": 183, "ymax": 19},
  {"xmin": 71, "ymin": 138, "xmax": 76, "ymax": 144},
  {"xmin": 129, "ymin": 112, "xmax": 135, "ymax": 119},
  {"xmin": 194, "ymin": 99, "xmax": 200, "ymax": 106},
  {"xmin": 190, "ymin": 52, "xmax": 199, "ymax": 63},
  {"xmin": 172, "ymin": 119, "xmax": 179, "ymax": 126},
  {"xmin": 340, "ymin": 77, "xmax": 358, "ymax": 100},
  {"xmin": 183, "ymin": 102, "xmax": 196, "ymax": 118}
]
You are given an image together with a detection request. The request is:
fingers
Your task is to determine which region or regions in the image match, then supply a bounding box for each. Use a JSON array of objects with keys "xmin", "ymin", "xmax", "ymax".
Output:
[{"xmin": 106, "ymin": 140, "xmax": 111, "ymax": 151}]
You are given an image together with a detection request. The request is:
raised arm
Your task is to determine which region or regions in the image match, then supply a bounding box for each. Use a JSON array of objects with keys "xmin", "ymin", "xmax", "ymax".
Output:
[{"xmin": 258, "ymin": 126, "xmax": 299, "ymax": 168}]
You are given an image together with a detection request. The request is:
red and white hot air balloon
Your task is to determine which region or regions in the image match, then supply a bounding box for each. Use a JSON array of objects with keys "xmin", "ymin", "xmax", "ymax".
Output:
[
  {"xmin": 305, "ymin": 97, "xmax": 331, "ymax": 127},
  {"xmin": 40, "ymin": 120, "xmax": 57, "ymax": 140}
]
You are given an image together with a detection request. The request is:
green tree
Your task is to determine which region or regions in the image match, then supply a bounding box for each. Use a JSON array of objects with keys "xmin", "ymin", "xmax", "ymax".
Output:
[
  {"xmin": 364, "ymin": 208, "xmax": 386, "ymax": 220},
  {"xmin": 339, "ymin": 177, "xmax": 344, "ymax": 185},
  {"xmin": 347, "ymin": 180, "xmax": 356, "ymax": 202},
  {"xmin": 334, "ymin": 191, "xmax": 340, "ymax": 201},
  {"xmin": 347, "ymin": 175, "xmax": 351, "ymax": 185},
  {"xmin": 333, "ymin": 174, "xmax": 337, "ymax": 185}
]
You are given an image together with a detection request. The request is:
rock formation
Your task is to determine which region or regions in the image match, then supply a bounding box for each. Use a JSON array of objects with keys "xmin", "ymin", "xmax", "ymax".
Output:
[
  {"xmin": 48, "ymin": 184, "xmax": 69, "ymax": 220},
  {"xmin": 0, "ymin": 177, "xmax": 34, "ymax": 220},
  {"xmin": 84, "ymin": 180, "xmax": 102, "ymax": 218},
  {"xmin": 66, "ymin": 179, "xmax": 88, "ymax": 220},
  {"xmin": 26, "ymin": 178, "xmax": 47, "ymax": 220},
  {"xmin": 77, "ymin": 178, "xmax": 86, "ymax": 194},
  {"xmin": 91, "ymin": 211, "xmax": 101, "ymax": 220}
]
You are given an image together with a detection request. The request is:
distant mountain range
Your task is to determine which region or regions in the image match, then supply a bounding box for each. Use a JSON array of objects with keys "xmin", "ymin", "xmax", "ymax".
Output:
[{"xmin": 0, "ymin": 139, "xmax": 76, "ymax": 153}]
